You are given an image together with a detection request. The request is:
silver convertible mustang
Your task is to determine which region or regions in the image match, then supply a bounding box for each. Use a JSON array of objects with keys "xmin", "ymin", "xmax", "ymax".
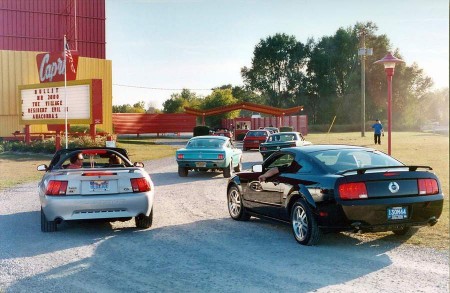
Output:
[{"xmin": 37, "ymin": 147, "xmax": 154, "ymax": 232}]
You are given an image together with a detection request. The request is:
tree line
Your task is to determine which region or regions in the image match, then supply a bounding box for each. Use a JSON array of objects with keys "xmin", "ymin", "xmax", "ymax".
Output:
[{"xmin": 113, "ymin": 22, "xmax": 449, "ymax": 129}]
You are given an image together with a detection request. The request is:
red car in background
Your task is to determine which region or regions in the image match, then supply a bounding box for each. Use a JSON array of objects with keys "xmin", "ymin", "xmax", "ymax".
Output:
[{"xmin": 242, "ymin": 129, "xmax": 270, "ymax": 151}]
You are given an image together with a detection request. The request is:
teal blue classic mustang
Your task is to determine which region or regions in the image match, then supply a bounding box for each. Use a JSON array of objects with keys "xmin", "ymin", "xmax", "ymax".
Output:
[{"xmin": 176, "ymin": 136, "xmax": 243, "ymax": 178}]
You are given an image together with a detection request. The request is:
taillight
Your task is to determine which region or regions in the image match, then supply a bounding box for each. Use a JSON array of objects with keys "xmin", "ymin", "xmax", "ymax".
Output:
[
  {"xmin": 46, "ymin": 180, "xmax": 68, "ymax": 196},
  {"xmin": 218, "ymin": 154, "xmax": 224, "ymax": 159},
  {"xmin": 418, "ymin": 179, "xmax": 439, "ymax": 195},
  {"xmin": 289, "ymin": 143, "xmax": 296, "ymax": 147},
  {"xmin": 260, "ymin": 147, "xmax": 267, "ymax": 151},
  {"xmin": 338, "ymin": 182, "xmax": 368, "ymax": 200},
  {"xmin": 177, "ymin": 154, "xmax": 184, "ymax": 159},
  {"xmin": 130, "ymin": 178, "xmax": 151, "ymax": 192}
]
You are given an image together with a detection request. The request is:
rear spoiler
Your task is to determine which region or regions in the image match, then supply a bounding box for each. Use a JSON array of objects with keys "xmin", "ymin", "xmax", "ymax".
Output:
[{"xmin": 338, "ymin": 165, "xmax": 433, "ymax": 175}]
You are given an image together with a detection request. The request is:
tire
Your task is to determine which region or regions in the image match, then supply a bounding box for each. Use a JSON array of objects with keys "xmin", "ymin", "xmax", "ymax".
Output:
[
  {"xmin": 227, "ymin": 186, "xmax": 250, "ymax": 221},
  {"xmin": 223, "ymin": 161, "xmax": 232, "ymax": 178},
  {"xmin": 178, "ymin": 166, "xmax": 188, "ymax": 177},
  {"xmin": 392, "ymin": 226, "xmax": 418, "ymax": 236},
  {"xmin": 234, "ymin": 159, "xmax": 242, "ymax": 172},
  {"xmin": 135, "ymin": 209, "xmax": 153, "ymax": 229},
  {"xmin": 291, "ymin": 199, "xmax": 320, "ymax": 245},
  {"xmin": 41, "ymin": 207, "xmax": 57, "ymax": 232}
]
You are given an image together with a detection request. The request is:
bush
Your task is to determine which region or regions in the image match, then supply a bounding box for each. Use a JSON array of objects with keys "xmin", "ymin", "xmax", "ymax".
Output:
[
  {"xmin": 193, "ymin": 126, "xmax": 211, "ymax": 137},
  {"xmin": 0, "ymin": 136, "xmax": 106, "ymax": 154},
  {"xmin": 279, "ymin": 126, "xmax": 294, "ymax": 132}
]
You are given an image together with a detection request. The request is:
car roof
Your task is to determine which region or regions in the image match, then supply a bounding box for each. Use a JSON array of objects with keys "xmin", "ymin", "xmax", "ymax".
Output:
[
  {"xmin": 288, "ymin": 144, "xmax": 373, "ymax": 154},
  {"xmin": 270, "ymin": 132, "xmax": 298, "ymax": 136},
  {"xmin": 191, "ymin": 135, "xmax": 228, "ymax": 141}
]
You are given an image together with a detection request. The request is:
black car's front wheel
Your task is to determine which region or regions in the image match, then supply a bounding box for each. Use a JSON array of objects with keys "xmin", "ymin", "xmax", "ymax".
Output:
[
  {"xmin": 227, "ymin": 186, "xmax": 250, "ymax": 221},
  {"xmin": 291, "ymin": 199, "xmax": 320, "ymax": 246}
]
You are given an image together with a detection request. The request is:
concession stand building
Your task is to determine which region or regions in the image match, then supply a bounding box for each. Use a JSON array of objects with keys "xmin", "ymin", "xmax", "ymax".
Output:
[{"xmin": 0, "ymin": 0, "xmax": 112, "ymax": 139}]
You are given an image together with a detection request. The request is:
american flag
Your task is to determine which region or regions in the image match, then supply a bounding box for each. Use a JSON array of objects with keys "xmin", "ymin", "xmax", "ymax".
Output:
[{"xmin": 64, "ymin": 36, "xmax": 76, "ymax": 73}]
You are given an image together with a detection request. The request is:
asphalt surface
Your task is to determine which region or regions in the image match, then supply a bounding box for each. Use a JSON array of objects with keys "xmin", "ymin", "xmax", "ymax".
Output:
[{"xmin": 0, "ymin": 143, "xmax": 449, "ymax": 292}]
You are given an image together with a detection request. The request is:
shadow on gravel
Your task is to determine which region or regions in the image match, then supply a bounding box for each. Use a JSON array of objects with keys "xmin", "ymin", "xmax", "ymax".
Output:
[
  {"xmin": 4, "ymin": 216, "xmax": 412, "ymax": 293},
  {"xmin": 150, "ymin": 170, "xmax": 229, "ymax": 187}
]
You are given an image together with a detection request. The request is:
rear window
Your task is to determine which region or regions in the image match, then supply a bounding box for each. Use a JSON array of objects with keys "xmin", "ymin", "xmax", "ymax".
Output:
[
  {"xmin": 268, "ymin": 134, "xmax": 296, "ymax": 142},
  {"xmin": 186, "ymin": 138, "xmax": 224, "ymax": 149},
  {"xmin": 313, "ymin": 149, "xmax": 403, "ymax": 172},
  {"xmin": 246, "ymin": 131, "xmax": 268, "ymax": 137}
]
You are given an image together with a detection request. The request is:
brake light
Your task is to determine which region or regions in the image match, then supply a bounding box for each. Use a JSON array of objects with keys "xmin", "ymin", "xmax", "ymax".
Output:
[
  {"xmin": 218, "ymin": 154, "xmax": 224, "ymax": 159},
  {"xmin": 418, "ymin": 179, "xmax": 439, "ymax": 195},
  {"xmin": 82, "ymin": 172, "xmax": 116, "ymax": 176},
  {"xmin": 260, "ymin": 147, "xmax": 267, "ymax": 151},
  {"xmin": 384, "ymin": 172, "xmax": 399, "ymax": 176},
  {"xmin": 177, "ymin": 154, "xmax": 184, "ymax": 159},
  {"xmin": 130, "ymin": 178, "xmax": 151, "ymax": 192},
  {"xmin": 338, "ymin": 182, "xmax": 367, "ymax": 200},
  {"xmin": 46, "ymin": 180, "xmax": 68, "ymax": 196}
]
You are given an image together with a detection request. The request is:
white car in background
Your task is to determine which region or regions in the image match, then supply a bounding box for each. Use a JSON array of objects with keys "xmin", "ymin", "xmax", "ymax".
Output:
[{"xmin": 37, "ymin": 147, "xmax": 154, "ymax": 232}]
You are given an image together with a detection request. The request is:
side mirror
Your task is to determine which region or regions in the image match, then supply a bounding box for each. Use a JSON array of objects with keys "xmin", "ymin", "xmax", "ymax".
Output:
[
  {"xmin": 37, "ymin": 164, "xmax": 48, "ymax": 171},
  {"xmin": 134, "ymin": 162, "xmax": 144, "ymax": 168},
  {"xmin": 252, "ymin": 164, "xmax": 262, "ymax": 173}
]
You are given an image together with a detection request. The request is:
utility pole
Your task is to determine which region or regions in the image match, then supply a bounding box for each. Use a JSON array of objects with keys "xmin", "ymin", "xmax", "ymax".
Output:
[{"xmin": 358, "ymin": 30, "xmax": 373, "ymax": 137}]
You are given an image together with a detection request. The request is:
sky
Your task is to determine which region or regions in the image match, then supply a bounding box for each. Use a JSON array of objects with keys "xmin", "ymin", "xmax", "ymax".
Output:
[{"xmin": 106, "ymin": 0, "xmax": 449, "ymax": 109}]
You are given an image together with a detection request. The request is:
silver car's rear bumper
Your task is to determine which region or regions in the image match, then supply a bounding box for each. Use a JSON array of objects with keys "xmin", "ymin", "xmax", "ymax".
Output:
[{"xmin": 40, "ymin": 191, "xmax": 154, "ymax": 221}]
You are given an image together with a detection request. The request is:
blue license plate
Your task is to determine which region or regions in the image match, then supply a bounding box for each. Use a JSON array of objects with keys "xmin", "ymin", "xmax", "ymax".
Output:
[
  {"xmin": 90, "ymin": 180, "xmax": 109, "ymax": 191},
  {"xmin": 387, "ymin": 207, "xmax": 408, "ymax": 220}
]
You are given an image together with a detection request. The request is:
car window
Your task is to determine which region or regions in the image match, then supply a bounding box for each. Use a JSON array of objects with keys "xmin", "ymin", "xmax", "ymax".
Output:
[
  {"xmin": 313, "ymin": 149, "xmax": 403, "ymax": 172},
  {"xmin": 267, "ymin": 153, "xmax": 295, "ymax": 169},
  {"xmin": 187, "ymin": 139, "xmax": 224, "ymax": 148},
  {"xmin": 247, "ymin": 131, "xmax": 267, "ymax": 137}
]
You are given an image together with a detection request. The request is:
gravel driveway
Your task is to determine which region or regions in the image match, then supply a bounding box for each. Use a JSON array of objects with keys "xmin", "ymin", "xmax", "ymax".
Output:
[{"xmin": 0, "ymin": 146, "xmax": 448, "ymax": 292}]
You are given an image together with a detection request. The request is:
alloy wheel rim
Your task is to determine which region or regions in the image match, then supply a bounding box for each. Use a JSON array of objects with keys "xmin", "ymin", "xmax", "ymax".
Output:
[
  {"xmin": 228, "ymin": 189, "xmax": 241, "ymax": 217},
  {"xmin": 292, "ymin": 205, "xmax": 308, "ymax": 240}
]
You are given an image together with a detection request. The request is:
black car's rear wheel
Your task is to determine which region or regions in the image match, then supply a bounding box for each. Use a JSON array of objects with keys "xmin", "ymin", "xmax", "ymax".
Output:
[
  {"xmin": 291, "ymin": 199, "xmax": 320, "ymax": 246},
  {"xmin": 135, "ymin": 209, "xmax": 153, "ymax": 229},
  {"xmin": 227, "ymin": 186, "xmax": 250, "ymax": 221},
  {"xmin": 41, "ymin": 207, "xmax": 57, "ymax": 232},
  {"xmin": 178, "ymin": 166, "xmax": 188, "ymax": 177}
]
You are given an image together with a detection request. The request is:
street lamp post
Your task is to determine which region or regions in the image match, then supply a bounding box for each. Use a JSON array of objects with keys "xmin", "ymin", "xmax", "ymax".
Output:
[
  {"xmin": 358, "ymin": 31, "xmax": 373, "ymax": 137},
  {"xmin": 374, "ymin": 52, "xmax": 404, "ymax": 155}
]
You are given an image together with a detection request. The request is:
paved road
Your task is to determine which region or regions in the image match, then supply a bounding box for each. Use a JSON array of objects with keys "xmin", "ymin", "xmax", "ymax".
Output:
[{"xmin": 0, "ymin": 147, "xmax": 448, "ymax": 292}]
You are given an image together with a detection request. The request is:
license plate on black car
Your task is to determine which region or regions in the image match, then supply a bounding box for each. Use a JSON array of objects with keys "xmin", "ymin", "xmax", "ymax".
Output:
[{"xmin": 387, "ymin": 207, "xmax": 408, "ymax": 220}]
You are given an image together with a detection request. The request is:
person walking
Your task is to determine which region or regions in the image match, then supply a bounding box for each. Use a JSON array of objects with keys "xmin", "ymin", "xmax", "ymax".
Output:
[{"xmin": 372, "ymin": 119, "xmax": 384, "ymax": 145}]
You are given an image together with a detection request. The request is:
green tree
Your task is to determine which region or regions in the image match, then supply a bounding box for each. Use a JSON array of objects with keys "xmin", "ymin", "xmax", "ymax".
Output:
[
  {"xmin": 112, "ymin": 101, "xmax": 146, "ymax": 113},
  {"xmin": 200, "ymin": 88, "xmax": 239, "ymax": 127},
  {"xmin": 241, "ymin": 33, "xmax": 309, "ymax": 108},
  {"xmin": 162, "ymin": 89, "xmax": 201, "ymax": 113}
]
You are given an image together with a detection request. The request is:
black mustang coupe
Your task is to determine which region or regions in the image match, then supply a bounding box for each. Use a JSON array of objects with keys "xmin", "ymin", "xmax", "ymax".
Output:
[{"xmin": 227, "ymin": 145, "xmax": 443, "ymax": 245}]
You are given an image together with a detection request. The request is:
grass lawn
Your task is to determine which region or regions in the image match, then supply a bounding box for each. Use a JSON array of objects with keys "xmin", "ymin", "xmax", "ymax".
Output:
[{"xmin": 0, "ymin": 132, "xmax": 448, "ymax": 250}]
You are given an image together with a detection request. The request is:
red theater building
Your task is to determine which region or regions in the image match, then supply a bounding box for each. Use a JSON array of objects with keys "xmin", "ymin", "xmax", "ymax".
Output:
[{"xmin": 0, "ymin": 0, "xmax": 112, "ymax": 138}]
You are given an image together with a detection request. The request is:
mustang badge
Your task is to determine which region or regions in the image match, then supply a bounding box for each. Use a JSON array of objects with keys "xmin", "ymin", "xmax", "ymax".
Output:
[{"xmin": 388, "ymin": 182, "xmax": 400, "ymax": 193}]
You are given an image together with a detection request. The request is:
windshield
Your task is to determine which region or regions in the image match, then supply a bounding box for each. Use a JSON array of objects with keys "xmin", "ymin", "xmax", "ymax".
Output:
[
  {"xmin": 313, "ymin": 149, "xmax": 403, "ymax": 173},
  {"xmin": 186, "ymin": 138, "xmax": 224, "ymax": 149}
]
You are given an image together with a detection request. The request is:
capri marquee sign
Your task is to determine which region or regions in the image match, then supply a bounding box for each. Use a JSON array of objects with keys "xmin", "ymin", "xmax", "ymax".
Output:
[{"xmin": 18, "ymin": 79, "xmax": 103, "ymax": 125}]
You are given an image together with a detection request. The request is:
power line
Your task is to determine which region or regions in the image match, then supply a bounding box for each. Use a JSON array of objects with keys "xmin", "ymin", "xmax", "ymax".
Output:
[{"xmin": 113, "ymin": 84, "xmax": 213, "ymax": 91}]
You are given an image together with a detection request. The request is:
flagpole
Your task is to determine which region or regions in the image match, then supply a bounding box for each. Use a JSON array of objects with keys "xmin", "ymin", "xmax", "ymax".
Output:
[{"xmin": 64, "ymin": 35, "xmax": 68, "ymax": 149}]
